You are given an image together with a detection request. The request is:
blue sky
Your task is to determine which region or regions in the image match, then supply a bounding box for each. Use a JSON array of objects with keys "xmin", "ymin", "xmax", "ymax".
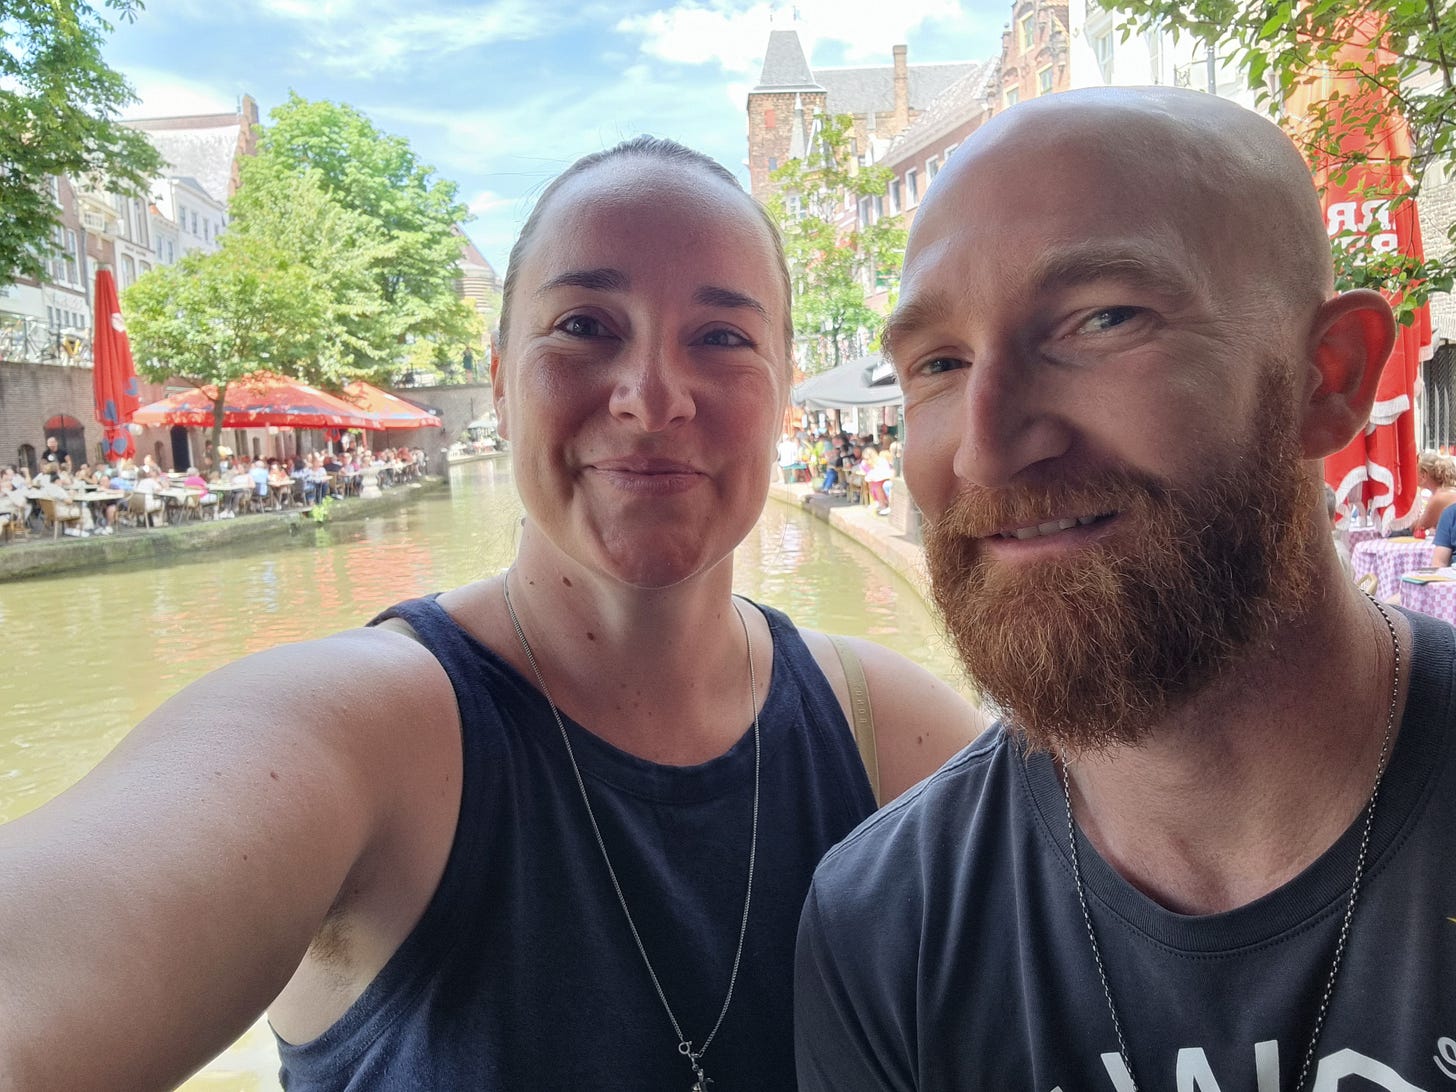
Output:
[{"xmin": 108, "ymin": 0, "xmax": 1008, "ymax": 272}]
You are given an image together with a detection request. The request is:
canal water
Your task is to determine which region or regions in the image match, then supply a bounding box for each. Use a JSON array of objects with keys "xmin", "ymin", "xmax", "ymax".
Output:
[{"xmin": 0, "ymin": 457, "xmax": 968, "ymax": 1090}]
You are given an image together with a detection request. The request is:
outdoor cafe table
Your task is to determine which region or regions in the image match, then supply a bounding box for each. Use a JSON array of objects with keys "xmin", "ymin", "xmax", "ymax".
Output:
[
  {"xmin": 1345, "ymin": 526, "xmax": 1386, "ymax": 550},
  {"xmin": 157, "ymin": 487, "xmax": 205, "ymax": 523},
  {"xmin": 268, "ymin": 480, "xmax": 294, "ymax": 510},
  {"xmin": 1352, "ymin": 537, "xmax": 1434, "ymax": 601},
  {"xmin": 1399, "ymin": 570, "xmax": 1456, "ymax": 626}
]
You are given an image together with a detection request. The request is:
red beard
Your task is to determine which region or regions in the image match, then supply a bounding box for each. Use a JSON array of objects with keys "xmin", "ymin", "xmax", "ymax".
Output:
[{"xmin": 922, "ymin": 369, "xmax": 1319, "ymax": 754}]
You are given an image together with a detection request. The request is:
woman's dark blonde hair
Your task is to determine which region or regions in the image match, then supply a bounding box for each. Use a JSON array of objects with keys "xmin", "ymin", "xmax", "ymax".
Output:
[
  {"xmin": 496, "ymin": 136, "xmax": 794, "ymax": 364},
  {"xmin": 1419, "ymin": 450, "xmax": 1456, "ymax": 488}
]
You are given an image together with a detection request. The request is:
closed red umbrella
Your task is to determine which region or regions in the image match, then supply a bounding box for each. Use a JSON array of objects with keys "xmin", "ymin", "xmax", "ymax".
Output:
[
  {"xmin": 133, "ymin": 372, "xmax": 381, "ymax": 431},
  {"xmin": 1286, "ymin": 13, "xmax": 1434, "ymax": 527},
  {"xmin": 341, "ymin": 380, "xmax": 443, "ymax": 428},
  {"xmin": 92, "ymin": 268, "xmax": 141, "ymax": 463}
]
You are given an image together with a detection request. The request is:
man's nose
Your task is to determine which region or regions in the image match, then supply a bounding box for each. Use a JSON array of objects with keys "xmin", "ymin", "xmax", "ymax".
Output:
[
  {"xmin": 950, "ymin": 350, "xmax": 1071, "ymax": 489},
  {"xmin": 608, "ymin": 342, "xmax": 697, "ymax": 431}
]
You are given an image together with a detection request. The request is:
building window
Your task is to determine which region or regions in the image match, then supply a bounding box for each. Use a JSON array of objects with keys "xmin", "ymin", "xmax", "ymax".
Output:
[
  {"xmin": 889, "ymin": 179, "xmax": 902, "ymax": 214},
  {"xmin": 1020, "ymin": 12, "xmax": 1036, "ymax": 48},
  {"xmin": 944, "ymin": 142, "xmax": 958, "ymax": 162},
  {"xmin": 768, "ymin": 156, "xmax": 777, "ymax": 171},
  {"xmin": 1038, "ymin": 66, "xmax": 1054, "ymax": 95},
  {"xmin": 906, "ymin": 169, "xmax": 919, "ymax": 206},
  {"xmin": 1093, "ymin": 31, "xmax": 1114, "ymax": 80},
  {"xmin": 191, "ymin": 211, "xmax": 198, "ymax": 235},
  {"xmin": 121, "ymin": 254, "xmax": 136, "ymax": 289},
  {"xmin": 1005, "ymin": 87, "xmax": 1020, "ymax": 107},
  {"xmin": 926, "ymin": 155, "xmax": 940, "ymax": 181},
  {"xmin": 858, "ymin": 196, "xmax": 875, "ymax": 229}
]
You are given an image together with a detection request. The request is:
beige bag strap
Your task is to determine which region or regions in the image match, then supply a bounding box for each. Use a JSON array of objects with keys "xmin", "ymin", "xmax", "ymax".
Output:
[{"xmin": 829, "ymin": 635, "xmax": 882, "ymax": 806}]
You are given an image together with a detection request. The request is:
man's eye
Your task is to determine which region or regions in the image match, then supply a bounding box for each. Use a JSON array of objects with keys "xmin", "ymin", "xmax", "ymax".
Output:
[
  {"xmin": 919, "ymin": 356, "xmax": 964, "ymax": 376},
  {"xmin": 1077, "ymin": 307, "xmax": 1141, "ymax": 334},
  {"xmin": 700, "ymin": 328, "xmax": 750, "ymax": 348},
  {"xmin": 556, "ymin": 315, "xmax": 607, "ymax": 337}
]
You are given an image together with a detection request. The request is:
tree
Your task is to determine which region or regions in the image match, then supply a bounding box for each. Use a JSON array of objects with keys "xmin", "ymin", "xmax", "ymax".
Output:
[
  {"xmin": 240, "ymin": 94, "xmax": 480, "ymax": 382},
  {"xmin": 1104, "ymin": 0, "xmax": 1456, "ymax": 312},
  {"xmin": 765, "ymin": 114, "xmax": 907, "ymax": 373},
  {"xmin": 0, "ymin": 0, "xmax": 165, "ymax": 285},
  {"xmin": 123, "ymin": 172, "xmax": 387, "ymax": 457}
]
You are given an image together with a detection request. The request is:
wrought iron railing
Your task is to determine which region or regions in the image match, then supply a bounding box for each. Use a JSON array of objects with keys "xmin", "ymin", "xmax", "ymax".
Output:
[{"xmin": 0, "ymin": 312, "xmax": 92, "ymax": 367}]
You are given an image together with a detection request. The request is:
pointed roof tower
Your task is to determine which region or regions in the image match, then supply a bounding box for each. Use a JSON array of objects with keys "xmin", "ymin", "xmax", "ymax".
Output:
[{"xmin": 753, "ymin": 29, "xmax": 824, "ymax": 93}]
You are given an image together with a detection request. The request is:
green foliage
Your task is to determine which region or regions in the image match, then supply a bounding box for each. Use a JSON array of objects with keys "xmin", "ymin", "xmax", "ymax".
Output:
[
  {"xmin": 765, "ymin": 114, "xmax": 907, "ymax": 373},
  {"xmin": 123, "ymin": 172, "xmax": 384, "ymax": 455},
  {"xmin": 243, "ymin": 94, "xmax": 481, "ymax": 382},
  {"xmin": 1104, "ymin": 0, "xmax": 1456, "ymax": 318},
  {"xmin": 308, "ymin": 495, "xmax": 335, "ymax": 523},
  {"xmin": 0, "ymin": 0, "xmax": 165, "ymax": 285}
]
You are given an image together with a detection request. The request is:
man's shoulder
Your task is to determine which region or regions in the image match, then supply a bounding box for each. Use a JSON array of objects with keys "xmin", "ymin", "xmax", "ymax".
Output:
[{"xmin": 813, "ymin": 723, "xmax": 1017, "ymax": 896}]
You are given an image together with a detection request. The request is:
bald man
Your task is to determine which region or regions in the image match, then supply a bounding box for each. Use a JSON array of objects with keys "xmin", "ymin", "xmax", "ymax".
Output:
[{"xmin": 795, "ymin": 87, "xmax": 1455, "ymax": 1089}]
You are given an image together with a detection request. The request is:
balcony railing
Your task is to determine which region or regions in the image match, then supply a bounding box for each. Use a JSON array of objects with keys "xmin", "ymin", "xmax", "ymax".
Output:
[{"xmin": 0, "ymin": 312, "xmax": 93, "ymax": 367}]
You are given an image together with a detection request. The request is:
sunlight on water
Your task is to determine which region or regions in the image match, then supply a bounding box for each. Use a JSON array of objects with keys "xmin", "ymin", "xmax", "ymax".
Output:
[{"xmin": 0, "ymin": 458, "xmax": 962, "ymax": 1089}]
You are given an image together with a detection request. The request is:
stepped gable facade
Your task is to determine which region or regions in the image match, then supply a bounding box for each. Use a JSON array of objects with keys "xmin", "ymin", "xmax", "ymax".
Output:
[{"xmin": 747, "ymin": 30, "xmax": 979, "ymax": 200}]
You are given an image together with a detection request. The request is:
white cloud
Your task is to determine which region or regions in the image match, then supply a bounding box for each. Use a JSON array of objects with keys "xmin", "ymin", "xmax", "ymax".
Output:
[
  {"xmin": 619, "ymin": 0, "xmax": 997, "ymax": 73},
  {"xmin": 120, "ymin": 68, "xmax": 239, "ymax": 119},
  {"xmin": 241, "ymin": 0, "xmax": 554, "ymax": 76},
  {"xmin": 466, "ymin": 189, "xmax": 515, "ymax": 217}
]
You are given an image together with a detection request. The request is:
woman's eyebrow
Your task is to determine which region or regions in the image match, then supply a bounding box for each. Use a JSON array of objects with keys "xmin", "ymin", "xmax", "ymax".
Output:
[
  {"xmin": 536, "ymin": 267, "xmax": 630, "ymax": 295},
  {"xmin": 694, "ymin": 284, "xmax": 768, "ymax": 320}
]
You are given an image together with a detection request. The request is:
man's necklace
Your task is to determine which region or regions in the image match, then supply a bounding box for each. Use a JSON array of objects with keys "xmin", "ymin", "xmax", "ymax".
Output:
[
  {"xmin": 1059, "ymin": 597, "xmax": 1399, "ymax": 1092},
  {"xmin": 503, "ymin": 574, "xmax": 760, "ymax": 1092}
]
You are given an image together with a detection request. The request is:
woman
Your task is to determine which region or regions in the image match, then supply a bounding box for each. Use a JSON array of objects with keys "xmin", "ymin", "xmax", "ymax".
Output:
[
  {"xmin": 1413, "ymin": 450, "xmax": 1456, "ymax": 536},
  {"xmin": 0, "ymin": 138, "xmax": 981, "ymax": 1089}
]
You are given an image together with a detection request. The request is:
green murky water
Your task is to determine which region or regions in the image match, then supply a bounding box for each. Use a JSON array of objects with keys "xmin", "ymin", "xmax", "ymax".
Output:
[{"xmin": 0, "ymin": 457, "xmax": 966, "ymax": 1089}]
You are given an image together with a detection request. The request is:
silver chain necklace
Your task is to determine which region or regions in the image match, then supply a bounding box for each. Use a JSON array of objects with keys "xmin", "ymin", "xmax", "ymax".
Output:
[
  {"xmin": 502, "ymin": 573, "xmax": 760, "ymax": 1092},
  {"xmin": 1059, "ymin": 597, "xmax": 1399, "ymax": 1092}
]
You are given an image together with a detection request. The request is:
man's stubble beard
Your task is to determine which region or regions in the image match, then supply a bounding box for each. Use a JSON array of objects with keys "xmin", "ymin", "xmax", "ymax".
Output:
[{"xmin": 923, "ymin": 366, "xmax": 1320, "ymax": 755}]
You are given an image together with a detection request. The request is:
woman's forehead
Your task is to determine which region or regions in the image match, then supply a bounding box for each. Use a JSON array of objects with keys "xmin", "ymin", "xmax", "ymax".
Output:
[{"xmin": 524, "ymin": 163, "xmax": 776, "ymax": 280}]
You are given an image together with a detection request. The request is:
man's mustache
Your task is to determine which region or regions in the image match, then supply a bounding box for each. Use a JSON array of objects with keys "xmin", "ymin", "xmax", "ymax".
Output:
[{"xmin": 928, "ymin": 469, "xmax": 1172, "ymax": 541}]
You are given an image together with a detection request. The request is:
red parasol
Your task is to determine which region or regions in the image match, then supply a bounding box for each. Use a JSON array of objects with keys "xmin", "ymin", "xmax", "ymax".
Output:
[
  {"xmin": 341, "ymin": 380, "xmax": 444, "ymax": 428},
  {"xmin": 1286, "ymin": 12, "xmax": 1434, "ymax": 527},
  {"xmin": 133, "ymin": 372, "xmax": 382, "ymax": 431},
  {"xmin": 92, "ymin": 268, "xmax": 141, "ymax": 463}
]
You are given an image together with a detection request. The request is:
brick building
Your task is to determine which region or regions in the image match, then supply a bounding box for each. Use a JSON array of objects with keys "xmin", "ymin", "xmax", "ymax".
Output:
[
  {"xmin": 747, "ymin": 29, "xmax": 980, "ymax": 202},
  {"xmin": 996, "ymin": 0, "xmax": 1070, "ymax": 111}
]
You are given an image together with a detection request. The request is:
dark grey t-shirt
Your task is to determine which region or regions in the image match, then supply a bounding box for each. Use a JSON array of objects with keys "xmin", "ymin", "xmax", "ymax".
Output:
[{"xmin": 797, "ymin": 610, "xmax": 1456, "ymax": 1091}]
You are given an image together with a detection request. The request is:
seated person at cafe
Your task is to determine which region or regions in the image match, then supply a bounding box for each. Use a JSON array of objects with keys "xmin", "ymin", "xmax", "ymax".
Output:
[
  {"xmin": 38, "ymin": 473, "xmax": 89, "ymax": 536},
  {"xmin": 1413, "ymin": 450, "xmax": 1456, "ymax": 537},
  {"xmin": 249, "ymin": 458, "xmax": 270, "ymax": 501},
  {"xmin": 183, "ymin": 468, "xmax": 218, "ymax": 517},
  {"xmin": 132, "ymin": 469, "xmax": 165, "ymax": 525},
  {"xmin": 1431, "ymin": 501, "xmax": 1456, "ymax": 567}
]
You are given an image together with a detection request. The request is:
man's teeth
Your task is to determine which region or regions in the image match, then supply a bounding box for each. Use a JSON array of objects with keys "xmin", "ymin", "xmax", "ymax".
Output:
[{"xmin": 1001, "ymin": 514, "xmax": 1102, "ymax": 540}]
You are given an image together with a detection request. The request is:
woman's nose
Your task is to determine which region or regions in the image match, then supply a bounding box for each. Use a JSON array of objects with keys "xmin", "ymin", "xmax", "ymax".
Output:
[{"xmin": 609, "ymin": 345, "xmax": 697, "ymax": 431}]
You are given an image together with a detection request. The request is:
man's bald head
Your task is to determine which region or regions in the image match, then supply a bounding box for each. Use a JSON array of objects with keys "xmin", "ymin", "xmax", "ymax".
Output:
[{"xmin": 908, "ymin": 87, "xmax": 1332, "ymax": 322}]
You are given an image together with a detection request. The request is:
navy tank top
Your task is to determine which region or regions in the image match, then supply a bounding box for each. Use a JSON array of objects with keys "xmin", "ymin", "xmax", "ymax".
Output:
[{"xmin": 275, "ymin": 594, "xmax": 876, "ymax": 1090}]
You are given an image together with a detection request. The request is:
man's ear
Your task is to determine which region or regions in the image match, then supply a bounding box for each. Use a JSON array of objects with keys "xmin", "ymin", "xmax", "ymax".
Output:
[
  {"xmin": 490, "ymin": 344, "xmax": 510, "ymax": 440},
  {"xmin": 1300, "ymin": 289, "xmax": 1398, "ymax": 459}
]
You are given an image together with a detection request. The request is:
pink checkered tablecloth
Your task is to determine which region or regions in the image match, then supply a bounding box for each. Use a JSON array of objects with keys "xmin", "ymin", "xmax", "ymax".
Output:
[
  {"xmin": 1352, "ymin": 538, "xmax": 1433, "ymax": 600},
  {"xmin": 1399, "ymin": 577, "xmax": 1456, "ymax": 626},
  {"xmin": 1344, "ymin": 526, "xmax": 1385, "ymax": 549}
]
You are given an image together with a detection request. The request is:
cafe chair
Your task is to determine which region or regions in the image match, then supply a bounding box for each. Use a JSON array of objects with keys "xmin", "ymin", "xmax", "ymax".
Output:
[
  {"xmin": 1356, "ymin": 572, "xmax": 1379, "ymax": 596},
  {"xmin": 37, "ymin": 497, "xmax": 83, "ymax": 540},
  {"xmin": 124, "ymin": 491, "xmax": 162, "ymax": 529}
]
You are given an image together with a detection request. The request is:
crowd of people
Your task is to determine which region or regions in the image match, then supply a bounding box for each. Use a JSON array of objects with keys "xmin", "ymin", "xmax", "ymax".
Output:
[
  {"xmin": 778, "ymin": 427, "xmax": 902, "ymax": 516},
  {"xmin": 0, "ymin": 444, "xmax": 430, "ymax": 540}
]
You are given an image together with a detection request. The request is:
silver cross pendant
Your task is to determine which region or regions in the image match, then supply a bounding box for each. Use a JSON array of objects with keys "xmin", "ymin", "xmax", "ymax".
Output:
[{"xmin": 691, "ymin": 1076, "xmax": 714, "ymax": 1092}]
